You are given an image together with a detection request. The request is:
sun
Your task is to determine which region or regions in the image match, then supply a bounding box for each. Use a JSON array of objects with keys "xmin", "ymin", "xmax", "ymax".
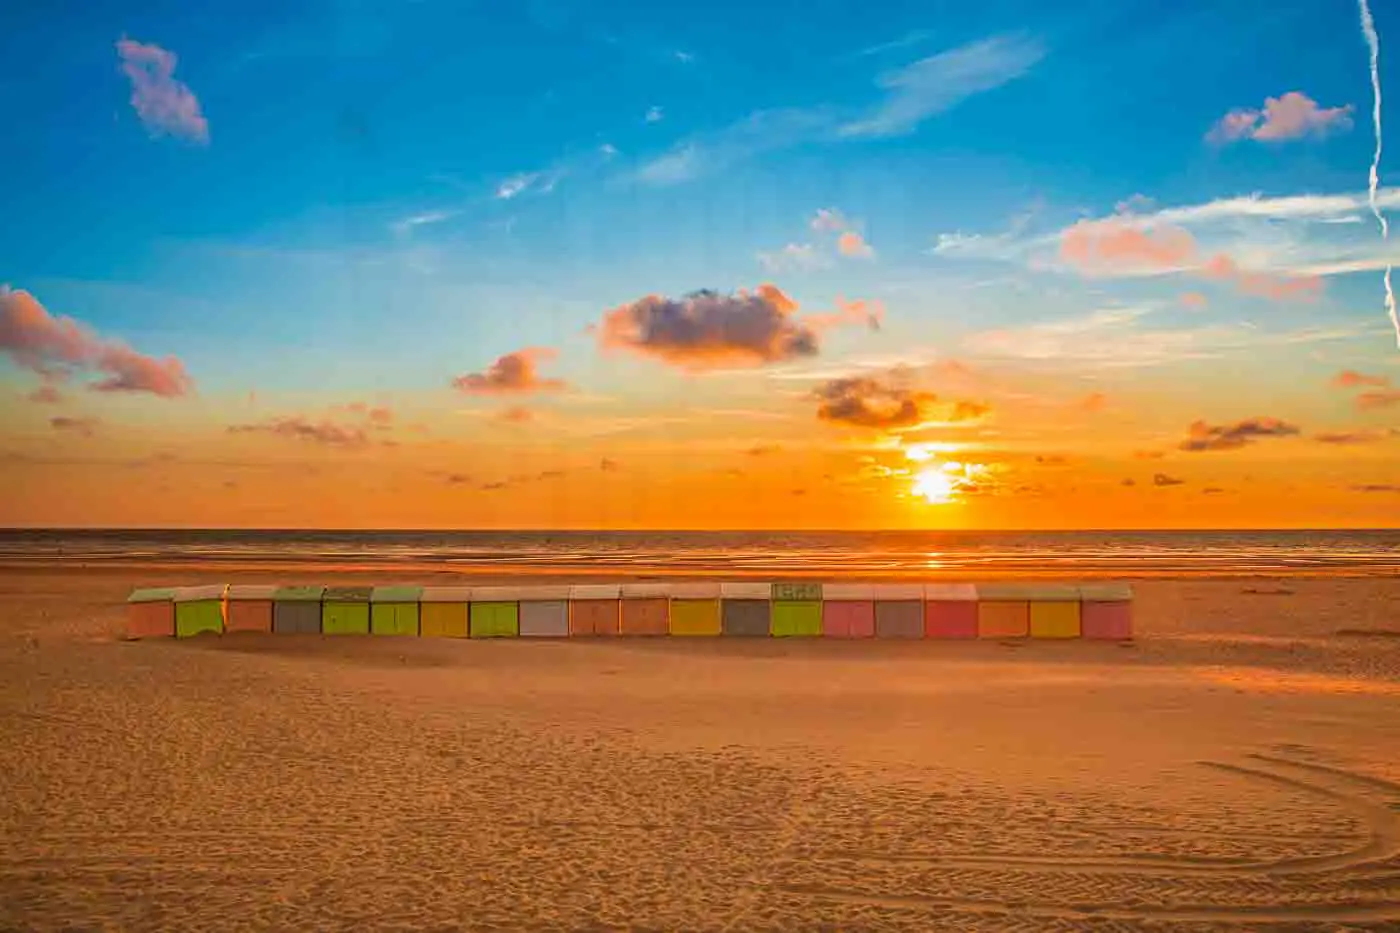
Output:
[{"xmin": 912, "ymin": 468, "xmax": 957, "ymax": 504}]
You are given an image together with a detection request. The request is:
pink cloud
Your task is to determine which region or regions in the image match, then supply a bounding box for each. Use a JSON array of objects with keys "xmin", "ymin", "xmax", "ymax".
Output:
[
  {"xmin": 116, "ymin": 38, "xmax": 209, "ymax": 144},
  {"xmin": 1060, "ymin": 219, "xmax": 1197, "ymax": 272},
  {"xmin": 451, "ymin": 347, "xmax": 567, "ymax": 394},
  {"xmin": 1208, "ymin": 92, "xmax": 1354, "ymax": 144},
  {"xmin": 227, "ymin": 416, "xmax": 369, "ymax": 447},
  {"xmin": 1058, "ymin": 223, "xmax": 1321, "ymax": 301},
  {"xmin": 1332, "ymin": 369, "xmax": 1391, "ymax": 388},
  {"xmin": 24, "ymin": 384, "xmax": 64, "ymax": 404},
  {"xmin": 1357, "ymin": 389, "xmax": 1400, "ymax": 410},
  {"xmin": 1179, "ymin": 291, "xmax": 1208, "ymax": 309},
  {"xmin": 0, "ymin": 286, "xmax": 193, "ymax": 397},
  {"xmin": 804, "ymin": 296, "xmax": 884, "ymax": 333}
]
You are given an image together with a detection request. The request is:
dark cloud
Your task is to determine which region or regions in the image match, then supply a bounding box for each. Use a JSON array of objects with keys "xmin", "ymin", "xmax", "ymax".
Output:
[
  {"xmin": 24, "ymin": 384, "xmax": 64, "ymax": 404},
  {"xmin": 452, "ymin": 347, "xmax": 566, "ymax": 394},
  {"xmin": 814, "ymin": 376, "xmax": 936, "ymax": 429},
  {"xmin": 1, "ymin": 286, "xmax": 193, "ymax": 398},
  {"xmin": 50, "ymin": 416, "xmax": 99, "ymax": 436},
  {"xmin": 600, "ymin": 458, "xmax": 620, "ymax": 471},
  {"xmin": 1178, "ymin": 417, "xmax": 1300, "ymax": 452},
  {"xmin": 597, "ymin": 285, "xmax": 819, "ymax": 369},
  {"xmin": 1352, "ymin": 484, "xmax": 1400, "ymax": 493},
  {"xmin": 1035, "ymin": 454, "xmax": 1070, "ymax": 466},
  {"xmin": 1314, "ymin": 430, "xmax": 1388, "ymax": 445},
  {"xmin": 227, "ymin": 416, "xmax": 370, "ymax": 448},
  {"xmin": 1121, "ymin": 477, "xmax": 1136, "ymax": 486},
  {"xmin": 1202, "ymin": 486, "xmax": 1226, "ymax": 494},
  {"xmin": 444, "ymin": 473, "xmax": 471, "ymax": 485},
  {"xmin": 1153, "ymin": 473, "xmax": 1184, "ymax": 486}
]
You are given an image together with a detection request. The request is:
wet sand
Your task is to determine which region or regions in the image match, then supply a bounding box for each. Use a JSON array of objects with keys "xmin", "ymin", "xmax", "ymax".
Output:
[{"xmin": 3, "ymin": 568, "xmax": 1400, "ymax": 931}]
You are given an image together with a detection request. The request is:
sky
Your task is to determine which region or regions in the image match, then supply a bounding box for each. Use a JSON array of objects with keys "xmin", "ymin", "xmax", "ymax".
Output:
[{"xmin": 2, "ymin": 0, "xmax": 1399, "ymax": 530}]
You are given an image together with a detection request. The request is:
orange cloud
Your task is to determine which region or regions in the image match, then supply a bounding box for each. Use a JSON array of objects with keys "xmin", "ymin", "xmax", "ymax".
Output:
[
  {"xmin": 1357, "ymin": 389, "xmax": 1400, "ymax": 410},
  {"xmin": 949, "ymin": 399, "xmax": 990, "ymax": 421},
  {"xmin": 50, "ymin": 416, "xmax": 98, "ymax": 436},
  {"xmin": 1079, "ymin": 392, "xmax": 1107, "ymax": 413},
  {"xmin": 1132, "ymin": 449, "xmax": 1165, "ymax": 460},
  {"xmin": 597, "ymin": 285, "xmax": 820, "ymax": 370},
  {"xmin": 1179, "ymin": 291, "xmax": 1208, "ymax": 309},
  {"xmin": 1314, "ymin": 430, "xmax": 1389, "ymax": 444},
  {"xmin": 227, "ymin": 416, "xmax": 370, "ymax": 448},
  {"xmin": 498, "ymin": 406, "xmax": 535, "ymax": 424},
  {"xmin": 837, "ymin": 231, "xmax": 875, "ymax": 258},
  {"xmin": 24, "ymin": 384, "xmax": 64, "ymax": 404},
  {"xmin": 814, "ymin": 376, "xmax": 936, "ymax": 429},
  {"xmin": 452, "ymin": 347, "xmax": 566, "ymax": 394},
  {"xmin": 803, "ymin": 296, "xmax": 884, "ymax": 333},
  {"xmin": 1178, "ymin": 417, "xmax": 1300, "ymax": 452},
  {"xmin": 115, "ymin": 38, "xmax": 209, "ymax": 143},
  {"xmin": 0, "ymin": 286, "xmax": 193, "ymax": 397},
  {"xmin": 1207, "ymin": 92, "xmax": 1353, "ymax": 144},
  {"xmin": 1200, "ymin": 254, "xmax": 1322, "ymax": 302},
  {"xmin": 1153, "ymin": 473, "xmax": 1184, "ymax": 486},
  {"xmin": 1332, "ymin": 369, "xmax": 1390, "ymax": 388}
]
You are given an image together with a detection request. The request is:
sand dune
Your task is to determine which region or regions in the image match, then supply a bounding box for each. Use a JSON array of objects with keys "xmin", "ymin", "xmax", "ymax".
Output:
[{"xmin": 3, "ymin": 569, "xmax": 1400, "ymax": 930}]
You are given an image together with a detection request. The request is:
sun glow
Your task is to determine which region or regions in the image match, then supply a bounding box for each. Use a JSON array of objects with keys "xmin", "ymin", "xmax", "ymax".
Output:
[{"xmin": 912, "ymin": 468, "xmax": 958, "ymax": 504}]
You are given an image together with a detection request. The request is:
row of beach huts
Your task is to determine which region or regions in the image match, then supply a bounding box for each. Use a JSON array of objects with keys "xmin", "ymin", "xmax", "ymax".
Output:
[{"xmin": 126, "ymin": 581, "xmax": 1133, "ymax": 640}]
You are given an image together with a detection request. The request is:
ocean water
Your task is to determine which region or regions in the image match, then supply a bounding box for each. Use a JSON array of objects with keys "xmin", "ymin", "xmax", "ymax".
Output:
[{"xmin": 0, "ymin": 529, "xmax": 1397, "ymax": 576}]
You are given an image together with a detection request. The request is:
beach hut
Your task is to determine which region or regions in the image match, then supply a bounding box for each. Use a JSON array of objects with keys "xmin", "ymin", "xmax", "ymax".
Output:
[
  {"xmin": 821, "ymin": 583, "xmax": 875, "ymax": 638},
  {"xmin": 569, "ymin": 584, "xmax": 622, "ymax": 636},
  {"xmin": 976, "ymin": 583, "xmax": 1030, "ymax": 639},
  {"xmin": 371, "ymin": 585, "xmax": 422, "ymax": 636},
  {"xmin": 620, "ymin": 582, "xmax": 671, "ymax": 636},
  {"xmin": 126, "ymin": 587, "xmax": 175, "ymax": 639},
  {"xmin": 420, "ymin": 586, "xmax": 471, "ymax": 638},
  {"xmin": 174, "ymin": 584, "xmax": 226, "ymax": 638},
  {"xmin": 873, "ymin": 583, "xmax": 925, "ymax": 639},
  {"xmin": 225, "ymin": 584, "xmax": 276, "ymax": 633},
  {"xmin": 669, "ymin": 582, "xmax": 722, "ymax": 636},
  {"xmin": 469, "ymin": 586, "xmax": 520, "ymax": 638},
  {"xmin": 923, "ymin": 583, "xmax": 979, "ymax": 639},
  {"xmin": 322, "ymin": 586, "xmax": 372, "ymax": 635},
  {"xmin": 1079, "ymin": 582, "xmax": 1134, "ymax": 640},
  {"xmin": 721, "ymin": 581, "xmax": 771, "ymax": 637},
  {"xmin": 273, "ymin": 585, "xmax": 324, "ymax": 634},
  {"xmin": 770, "ymin": 582, "xmax": 822, "ymax": 637},
  {"xmin": 517, "ymin": 585, "xmax": 571, "ymax": 637},
  {"xmin": 1027, "ymin": 583, "xmax": 1082, "ymax": 638}
]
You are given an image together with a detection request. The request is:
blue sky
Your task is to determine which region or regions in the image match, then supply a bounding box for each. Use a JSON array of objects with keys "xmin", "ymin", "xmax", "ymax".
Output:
[{"xmin": 2, "ymin": 0, "xmax": 1400, "ymax": 529}]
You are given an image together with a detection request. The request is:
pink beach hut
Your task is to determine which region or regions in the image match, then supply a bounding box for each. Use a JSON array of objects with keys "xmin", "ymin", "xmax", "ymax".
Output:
[
  {"xmin": 225, "ymin": 584, "xmax": 276, "ymax": 633},
  {"xmin": 976, "ymin": 583, "xmax": 1030, "ymax": 638},
  {"xmin": 126, "ymin": 587, "xmax": 175, "ymax": 639},
  {"xmin": 873, "ymin": 583, "xmax": 925, "ymax": 639},
  {"xmin": 923, "ymin": 583, "xmax": 978, "ymax": 639},
  {"xmin": 620, "ymin": 582, "xmax": 671, "ymax": 636},
  {"xmin": 517, "ymin": 585, "xmax": 571, "ymax": 638},
  {"xmin": 1079, "ymin": 582, "xmax": 1134, "ymax": 640},
  {"xmin": 821, "ymin": 583, "xmax": 875, "ymax": 638},
  {"xmin": 569, "ymin": 584, "xmax": 621, "ymax": 636}
]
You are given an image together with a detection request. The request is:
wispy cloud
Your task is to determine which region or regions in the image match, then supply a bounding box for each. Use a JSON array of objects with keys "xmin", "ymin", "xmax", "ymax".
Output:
[
  {"xmin": 645, "ymin": 106, "xmax": 664, "ymax": 123},
  {"xmin": 227, "ymin": 415, "xmax": 370, "ymax": 448},
  {"xmin": 0, "ymin": 286, "xmax": 193, "ymax": 397},
  {"xmin": 632, "ymin": 34, "xmax": 1043, "ymax": 185},
  {"xmin": 390, "ymin": 210, "xmax": 457, "ymax": 236},
  {"xmin": 847, "ymin": 30, "xmax": 935, "ymax": 60},
  {"xmin": 838, "ymin": 34, "xmax": 1045, "ymax": 139},
  {"xmin": 757, "ymin": 243, "xmax": 828, "ymax": 273},
  {"xmin": 1207, "ymin": 92, "xmax": 1353, "ymax": 144},
  {"xmin": 116, "ymin": 38, "xmax": 208, "ymax": 144}
]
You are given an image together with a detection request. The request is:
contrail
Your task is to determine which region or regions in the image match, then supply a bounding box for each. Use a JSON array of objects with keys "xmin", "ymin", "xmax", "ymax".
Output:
[{"xmin": 1359, "ymin": 0, "xmax": 1398, "ymax": 348}]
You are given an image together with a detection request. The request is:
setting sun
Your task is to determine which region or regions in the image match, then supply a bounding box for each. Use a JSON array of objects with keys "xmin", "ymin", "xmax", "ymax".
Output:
[{"xmin": 912, "ymin": 468, "xmax": 957, "ymax": 504}]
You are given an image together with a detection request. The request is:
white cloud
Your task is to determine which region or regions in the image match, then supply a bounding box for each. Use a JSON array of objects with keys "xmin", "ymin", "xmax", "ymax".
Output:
[
  {"xmin": 757, "ymin": 243, "xmax": 828, "ymax": 272},
  {"xmin": 645, "ymin": 106, "xmax": 664, "ymax": 123},
  {"xmin": 838, "ymin": 34, "xmax": 1046, "ymax": 139}
]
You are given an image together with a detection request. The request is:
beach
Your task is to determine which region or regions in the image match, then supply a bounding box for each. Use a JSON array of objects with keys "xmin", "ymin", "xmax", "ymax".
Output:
[{"xmin": 3, "ymin": 566, "xmax": 1400, "ymax": 930}]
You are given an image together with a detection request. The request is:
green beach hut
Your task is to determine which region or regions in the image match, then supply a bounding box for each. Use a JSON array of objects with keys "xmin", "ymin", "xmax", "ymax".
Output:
[
  {"xmin": 371, "ymin": 585, "xmax": 422, "ymax": 636},
  {"xmin": 322, "ymin": 586, "xmax": 372, "ymax": 635},
  {"xmin": 174, "ymin": 584, "xmax": 226, "ymax": 638}
]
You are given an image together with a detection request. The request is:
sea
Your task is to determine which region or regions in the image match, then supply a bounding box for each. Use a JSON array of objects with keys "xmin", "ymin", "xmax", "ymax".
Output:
[{"xmin": 0, "ymin": 529, "xmax": 1397, "ymax": 577}]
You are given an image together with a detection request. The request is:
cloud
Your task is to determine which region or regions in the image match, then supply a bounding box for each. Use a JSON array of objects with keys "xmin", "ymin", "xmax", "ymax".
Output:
[
  {"xmin": 451, "ymin": 347, "xmax": 567, "ymax": 394},
  {"xmin": 812, "ymin": 208, "xmax": 851, "ymax": 233},
  {"xmin": 391, "ymin": 210, "xmax": 457, "ymax": 236},
  {"xmin": 1332, "ymin": 369, "xmax": 1390, "ymax": 388},
  {"xmin": 497, "ymin": 406, "xmax": 535, "ymax": 424},
  {"xmin": 645, "ymin": 105, "xmax": 664, "ymax": 123},
  {"xmin": 757, "ymin": 243, "xmax": 828, "ymax": 272},
  {"xmin": 1153, "ymin": 473, "xmax": 1185, "ymax": 486},
  {"xmin": 444, "ymin": 473, "xmax": 472, "ymax": 485},
  {"xmin": 1079, "ymin": 392, "xmax": 1108, "ymax": 413},
  {"xmin": 1121, "ymin": 477, "xmax": 1136, "ymax": 486},
  {"xmin": 50, "ymin": 416, "xmax": 99, "ymax": 436},
  {"xmin": 24, "ymin": 384, "xmax": 64, "ymax": 404},
  {"xmin": 227, "ymin": 416, "xmax": 370, "ymax": 448},
  {"xmin": 838, "ymin": 34, "xmax": 1046, "ymax": 138},
  {"xmin": 838, "ymin": 231, "xmax": 875, "ymax": 258},
  {"xmin": 1060, "ymin": 219, "xmax": 1197, "ymax": 273},
  {"xmin": 1357, "ymin": 389, "xmax": 1400, "ymax": 409},
  {"xmin": 1314, "ymin": 430, "xmax": 1390, "ymax": 444},
  {"xmin": 632, "ymin": 35, "xmax": 1043, "ymax": 184},
  {"xmin": 814, "ymin": 376, "xmax": 937, "ymax": 429},
  {"xmin": 1207, "ymin": 92, "xmax": 1353, "ymax": 144},
  {"xmin": 596, "ymin": 285, "xmax": 820, "ymax": 370},
  {"xmin": 1177, "ymin": 417, "xmax": 1301, "ymax": 452},
  {"xmin": 1202, "ymin": 487, "xmax": 1226, "ymax": 495},
  {"xmin": 600, "ymin": 457, "xmax": 620, "ymax": 471},
  {"xmin": 1353, "ymin": 483, "xmax": 1400, "ymax": 493},
  {"xmin": 949, "ymin": 399, "xmax": 990, "ymax": 421},
  {"xmin": 115, "ymin": 38, "xmax": 209, "ymax": 143},
  {"xmin": 341, "ymin": 401, "xmax": 393, "ymax": 427},
  {"xmin": 0, "ymin": 286, "xmax": 194, "ymax": 397},
  {"xmin": 803, "ymin": 296, "xmax": 885, "ymax": 333},
  {"xmin": 1199, "ymin": 253, "xmax": 1323, "ymax": 301},
  {"xmin": 1179, "ymin": 291, "xmax": 1209, "ymax": 308},
  {"xmin": 1133, "ymin": 449, "xmax": 1165, "ymax": 460}
]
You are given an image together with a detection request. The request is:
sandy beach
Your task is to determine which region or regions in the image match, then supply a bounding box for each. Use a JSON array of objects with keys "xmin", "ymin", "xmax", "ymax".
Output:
[{"xmin": 3, "ymin": 567, "xmax": 1400, "ymax": 931}]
